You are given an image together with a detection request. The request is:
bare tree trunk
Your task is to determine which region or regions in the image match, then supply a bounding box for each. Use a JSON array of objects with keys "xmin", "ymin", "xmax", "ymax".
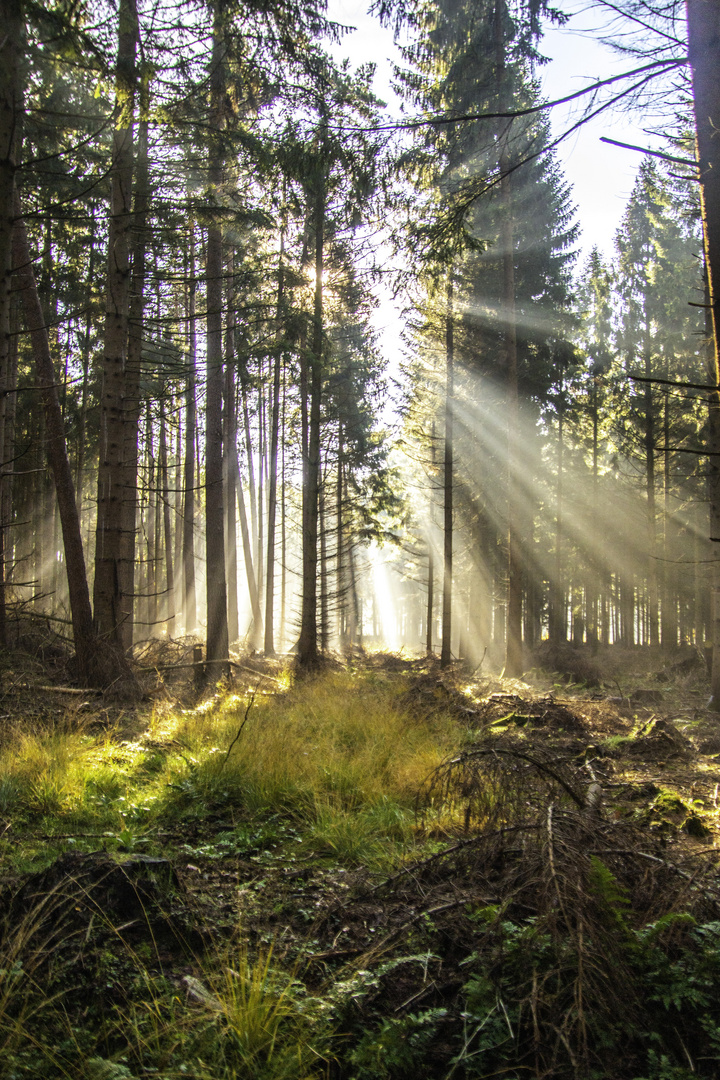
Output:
[
  {"xmin": 117, "ymin": 66, "xmax": 150, "ymax": 648},
  {"xmin": 0, "ymin": 0, "xmax": 21, "ymax": 645},
  {"xmin": 234, "ymin": 439, "xmax": 262, "ymax": 640},
  {"xmin": 319, "ymin": 457, "xmax": 329, "ymax": 654},
  {"xmin": 280, "ymin": 365, "xmax": 287, "ymax": 652},
  {"xmin": 183, "ymin": 230, "xmax": 197, "ymax": 633},
  {"xmin": 223, "ymin": 263, "xmax": 239, "ymax": 644},
  {"xmin": 336, "ymin": 421, "xmax": 346, "ymax": 649},
  {"xmin": 76, "ymin": 209, "xmax": 96, "ymax": 511},
  {"xmin": 298, "ymin": 157, "xmax": 325, "ymax": 670},
  {"xmin": 687, "ymin": 2, "xmax": 720, "ymax": 704},
  {"xmin": 495, "ymin": 0, "xmax": 522, "ymax": 676},
  {"xmin": 159, "ymin": 398, "xmax": 174, "ymax": 634},
  {"xmin": 204, "ymin": 0, "xmax": 229, "ymax": 673},
  {"xmin": 551, "ymin": 404, "xmax": 565, "ymax": 644},
  {"xmin": 264, "ymin": 219, "xmax": 285, "ymax": 656},
  {"xmin": 440, "ymin": 280, "xmax": 453, "ymax": 669},
  {"xmin": 93, "ymin": 0, "xmax": 138, "ymax": 648}
]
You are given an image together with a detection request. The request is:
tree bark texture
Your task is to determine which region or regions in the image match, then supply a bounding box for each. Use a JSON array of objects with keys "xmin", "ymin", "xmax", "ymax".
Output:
[
  {"xmin": 264, "ymin": 222, "xmax": 285, "ymax": 656},
  {"xmin": 93, "ymin": 0, "xmax": 138, "ymax": 648},
  {"xmin": 204, "ymin": 0, "xmax": 229, "ymax": 672},
  {"xmin": 440, "ymin": 280, "xmax": 453, "ymax": 669},
  {"xmin": 297, "ymin": 163, "xmax": 325, "ymax": 669}
]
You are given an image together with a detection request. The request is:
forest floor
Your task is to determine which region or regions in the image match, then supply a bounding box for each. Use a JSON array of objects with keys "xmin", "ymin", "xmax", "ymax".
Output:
[{"xmin": 0, "ymin": 634, "xmax": 720, "ymax": 1078}]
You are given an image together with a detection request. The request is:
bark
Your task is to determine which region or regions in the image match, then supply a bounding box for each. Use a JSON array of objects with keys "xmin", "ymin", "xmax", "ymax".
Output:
[
  {"xmin": 93, "ymin": 0, "xmax": 138, "ymax": 648},
  {"xmin": 117, "ymin": 65, "xmax": 150, "ymax": 647},
  {"xmin": 264, "ymin": 220, "xmax": 285, "ymax": 657},
  {"xmin": 661, "ymin": 356, "xmax": 675, "ymax": 648},
  {"xmin": 496, "ymin": 1, "xmax": 522, "ymax": 677},
  {"xmin": 319, "ymin": 457, "xmax": 329, "ymax": 653},
  {"xmin": 159, "ymin": 399, "xmax": 174, "ymax": 633},
  {"xmin": 426, "ymin": 419, "xmax": 436, "ymax": 657},
  {"xmin": 223, "ymin": 264, "xmax": 239, "ymax": 644},
  {"xmin": 643, "ymin": 317, "xmax": 659, "ymax": 646},
  {"xmin": 0, "ymin": 0, "xmax": 19, "ymax": 643},
  {"xmin": 704, "ymin": 270, "xmax": 720, "ymax": 706},
  {"xmin": 280, "ymin": 365, "xmax": 287, "ymax": 652},
  {"xmin": 233, "ymin": 437, "xmax": 262, "ymax": 638},
  {"xmin": 337, "ymin": 421, "xmax": 346, "ymax": 648},
  {"xmin": 686, "ymin": 1, "xmax": 720, "ymax": 704},
  {"xmin": 204, "ymin": 0, "xmax": 229, "ymax": 673},
  {"xmin": 297, "ymin": 158, "xmax": 325, "ymax": 670},
  {"xmin": 440, "ymin": 280, "xmax": 453, "ymax": 669},
  {"xmin": 183, "ymin": 232, "xmax": 197, "ymax": 633},
  {"xmin": 76, "ymin": 209, "xmax": 96, "ymax": 510}
]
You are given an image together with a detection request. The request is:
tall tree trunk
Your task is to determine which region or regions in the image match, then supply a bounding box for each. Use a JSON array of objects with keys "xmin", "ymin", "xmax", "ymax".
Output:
[
  {"xmin": 687, "ymin": 0, "xmax": 720, "ymax": 705},
  {"xmin": 234, "ymin": 439, "xmax": 262, "ymax": 639},
  {"xmin": 0, "ymin": 0, "xmax": 21, "ymax": 645},
  {"xmin": 204, "ymin": 0, "xmax": 229, "ymax": 673},
  {"xmin": 264, "ymin": 218, "xmax": 285, "ymax": 657},
  {"xmin": 76, "ymin": 209, "xmax": 96, "ymax": 510},
  {"xmin": 280, "ymin": 365, "xmax": 287, "ymax": 652},
  {"xmin": 159, "ymin": 398, "xmax": 174, "ymax": 633},
  {"xmin": 426, "ymin": 420, "xmax": 436, "ymax": 657},
  {"xmin": 661, "ymin": 355, "xmax": 674, "ymax": 648},
  {"xmin": 117, "ymin": 65, "xmax": 150, "ymax": 648},
  {"xmin": 337, "ymin": 421, "xmax": 346, "ymax": 649},
  {"xmin": 183, "ymin": 231, "xmax": 197, "ymax": 633},
  {"xmin": 223, "ymin": 262, "xmax": 239, "ymax": 645},
  {"xmin": 319, "ymin": 457, "xmax": 329, "ymax": 654},
  {"xmin": 440, "ymin": 279, "xmax": 453, "ymax": 669},
  {"xmin": 551, "ymin": 402, "xmax": 565, "ymax": 644},
  {"xmin": 495, "ymin": 0, "xmax": 522, "ymax": 676},
  {"xmin": 93, "ymin": 0, "xmax": 138, "ymax": 648},
  {"xmin": 643, "ymin": 319, "xmax": 659, "ymax": 647},
  {"xmin": 704, "ymin": 270, "xmax": 720, "ymax": 706},
  {"xmin": 298, "ymin": 156, "xmax": 325, "ymax": 669}
]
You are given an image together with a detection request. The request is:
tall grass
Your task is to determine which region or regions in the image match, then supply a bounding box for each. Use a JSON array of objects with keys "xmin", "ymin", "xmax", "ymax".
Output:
[{"xmin": 0, "ymin": 670, "xmax": 460, "ymax": 865}]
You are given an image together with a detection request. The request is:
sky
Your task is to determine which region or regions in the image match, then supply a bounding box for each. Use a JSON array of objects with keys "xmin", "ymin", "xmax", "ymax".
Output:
[
  {"xmin": 323, "ymin": 0, "xmax": 681, "ymax": 387},
  {"xmin": 325, "ymin": 0, "xmax": 676, "ymax": 258}
]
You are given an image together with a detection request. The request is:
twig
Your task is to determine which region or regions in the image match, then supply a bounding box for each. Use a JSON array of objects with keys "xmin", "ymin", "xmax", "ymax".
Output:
[
  {"xmin": 35, "ymin": 685, "xmax": 101, "ymax": 695},
  {"xmin": 219, "ymin": 687, "xmax": 259, "ymax": 769}
]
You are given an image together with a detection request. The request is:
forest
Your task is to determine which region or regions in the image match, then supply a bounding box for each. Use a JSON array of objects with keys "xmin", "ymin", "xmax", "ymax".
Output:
[{"xmin": 2, "ymin": 0, "xmax": 720, "ymax": 1077}]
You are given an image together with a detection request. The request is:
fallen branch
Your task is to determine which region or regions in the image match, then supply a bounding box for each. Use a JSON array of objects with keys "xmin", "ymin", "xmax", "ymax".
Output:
[{"xmin": 220, "ymin": 687, "xmax": 259, "ymax": 769}]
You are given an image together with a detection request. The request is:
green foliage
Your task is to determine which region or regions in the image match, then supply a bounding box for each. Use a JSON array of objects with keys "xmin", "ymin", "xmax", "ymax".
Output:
[{"xmin": 348, "ymin": 1008, "xmax": 448, "ymax": 1080}]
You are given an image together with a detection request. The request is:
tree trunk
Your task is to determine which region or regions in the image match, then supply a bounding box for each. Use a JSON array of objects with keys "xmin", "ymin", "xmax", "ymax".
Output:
[
  {"xmin": 264, "ymin": 220, "xmax": 285, "ymax": 657},
  {"xmin": 440, "ymin": 279, "xmax": 453, "ymax": 669},
  {"xmin": 204, "ymin": 0, "xmax": 229, "ymax": 674},
  {"xmin": 496, "ymin": 0, "xmax": 522, "ymax": 675},
  {"xmin": 223, "ymin": 253, "xmax": 239, "ymax": 644},
  {"xmin": 93, "ymin": 0, "xmax": 138, "ymax": 648},
  {"xmin": 643, "ymin": 318, "xmax": 659, "ymax": 647},
  {"xmin": 117, "ymin": 65, "xmax": 150, "ymax": 648},
  {"xmin": 297, "ymin": 158, "xmax": 325, "ymax": 670},
  {"xmin": 76, "ymin": 209, "xmax": 96, "ymax": 511},
  {"xmin": 687, "ymin": 0, "xmax": 720, "ymax": 704},
  {"xmin": 183, "ymin": 231, "xmax": 197, "ymax": 634},
  {"xmin": 0, "ymin": 0, "xmax": 21, "ymax": 642},
  {"xmin": 159, "ymin": 398, "xmax": 174, "ymax": 634}
]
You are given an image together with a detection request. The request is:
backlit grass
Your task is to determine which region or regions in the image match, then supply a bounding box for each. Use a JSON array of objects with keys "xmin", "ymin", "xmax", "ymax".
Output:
[{"xmin": 0, "ymin": 669, "xmax": 460, "ymax": 868}]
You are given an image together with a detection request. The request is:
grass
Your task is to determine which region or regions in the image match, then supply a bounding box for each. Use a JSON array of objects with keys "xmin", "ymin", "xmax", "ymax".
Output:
[
  {"xmin": 0, "ymin": 669, "xmax": 458, "ymax": 869},
  {"xmin": 0, "ymin": 668, "xmax": 463, "ymax": 1078}
]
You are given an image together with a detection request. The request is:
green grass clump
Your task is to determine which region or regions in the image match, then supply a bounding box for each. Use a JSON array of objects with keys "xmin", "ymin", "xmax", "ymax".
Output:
[{"xmin": 0, "ymin": 670, "xmax": 458, "ymax": 870}]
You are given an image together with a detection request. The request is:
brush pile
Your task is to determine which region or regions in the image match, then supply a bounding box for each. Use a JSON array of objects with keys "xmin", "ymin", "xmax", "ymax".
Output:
[{"xmin": 314, "ymin": 693, "xmax": 720, "ymax": 1079}]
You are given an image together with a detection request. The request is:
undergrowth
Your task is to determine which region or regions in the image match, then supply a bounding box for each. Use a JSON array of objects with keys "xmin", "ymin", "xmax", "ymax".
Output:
[{"xmin": 0, "ymin": 665, "xmax": 719, "ymax": 1077}]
